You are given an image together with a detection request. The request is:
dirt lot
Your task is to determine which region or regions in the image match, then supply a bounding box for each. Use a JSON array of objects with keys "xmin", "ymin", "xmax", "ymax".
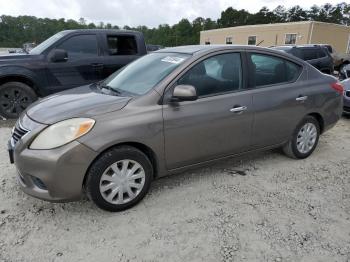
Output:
[{"xmin": 0, "ymin": 118, "xmax": 349, "ymax": 262}]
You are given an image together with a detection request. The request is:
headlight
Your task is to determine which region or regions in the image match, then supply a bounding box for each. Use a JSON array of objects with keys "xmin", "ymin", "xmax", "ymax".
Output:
[{"xmin": 30, "ymin": 118, "xmax": 95, "ymax": 150}]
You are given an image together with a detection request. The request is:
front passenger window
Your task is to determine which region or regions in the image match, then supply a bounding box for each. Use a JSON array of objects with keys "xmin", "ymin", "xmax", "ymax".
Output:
[{"xmin": 178, "ymin": 53, "xmax": 242, "ymax": 97}]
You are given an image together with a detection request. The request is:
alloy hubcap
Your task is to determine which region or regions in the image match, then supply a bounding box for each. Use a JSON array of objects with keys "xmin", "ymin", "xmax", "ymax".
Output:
[
  {"xmin": 296, "ymin": 123, "xmax": 317, "ymax": 154},
  {"xmin": 0, "ymin": 88, "xmax": 31, "ymax": 116},
  {"xmin": 99, "ymin": 159, "xmax": 145, "ymax": 205}
]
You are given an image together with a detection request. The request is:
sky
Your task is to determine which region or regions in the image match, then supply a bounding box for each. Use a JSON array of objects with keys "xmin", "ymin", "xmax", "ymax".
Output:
[{"xmin": 0, "ymin": 0, "xmax": 344, "ymax": 27}]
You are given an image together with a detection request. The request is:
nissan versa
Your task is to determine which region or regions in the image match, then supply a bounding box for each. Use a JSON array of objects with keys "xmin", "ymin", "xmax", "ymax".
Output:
[{"xmin": 8, "ymin": 45, "xmax": 343, "ymax": 212}]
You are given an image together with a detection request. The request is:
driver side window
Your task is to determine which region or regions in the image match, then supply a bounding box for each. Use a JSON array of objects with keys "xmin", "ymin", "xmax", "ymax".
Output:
[
  {"xmin": 178, "ymin": 53, "xmax": 242, "ymax": 97},
  {"xmin": 57, "ymin": 34, "xmax": 98, "ymax": 59}
]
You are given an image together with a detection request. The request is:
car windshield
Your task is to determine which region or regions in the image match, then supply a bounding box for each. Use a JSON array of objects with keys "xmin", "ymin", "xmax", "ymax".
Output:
[
  {"xmin": 102, "ymin": 52, "xmax": 190, "ymax": 95},
  {"xmin": 30, "ymin": 31, "xmax": 69, "ymax": 55}
]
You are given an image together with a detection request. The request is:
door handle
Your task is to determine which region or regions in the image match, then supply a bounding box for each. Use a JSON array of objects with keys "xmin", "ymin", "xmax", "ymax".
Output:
[
  {"xmin": 230, "ymin": 106, "xmax": 247, "ymax": 113},
  {"xmin": 91, "ymin": 63, "xmax": 104, "ymax": 69},
  {"xmin": 296, "ymin": 96, "xmax": 308, "ymax": 102}
]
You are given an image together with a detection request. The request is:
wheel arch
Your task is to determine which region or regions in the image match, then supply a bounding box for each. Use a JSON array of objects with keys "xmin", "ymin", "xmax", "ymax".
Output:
[
  {"xmin": 0, "ymin": 74, "xmax": 39, "ymax": 95},
  {"xmin": 307, "ymin": 112, "xmax": 324, "ymax": 134},
  {"xmin": 82, "ymin": 141, "xmax": 159, "ymax": 187}
]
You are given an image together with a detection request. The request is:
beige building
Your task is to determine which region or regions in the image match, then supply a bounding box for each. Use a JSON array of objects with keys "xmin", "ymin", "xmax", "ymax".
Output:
[{"xmin": 200, "ymin": 21, "xmax": 350, "ymax": 53}]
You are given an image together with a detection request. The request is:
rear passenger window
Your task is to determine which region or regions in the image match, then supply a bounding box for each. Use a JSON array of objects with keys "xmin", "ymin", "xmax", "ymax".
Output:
[
  {"xmin": 316, "ymin": 48, "xmax": 327, "ymax": 58},
  {"xmin": 249, "ymin": 53, "xmax": 301, "ymax": 87},
  {"xmin": 285, "ymin": 61, "xmax": 301, "ymax": 81},
  {"xmin": 178, "ymin": 53, "xmax": 242, "ymax": 97},
  {"xmin": 301, "ymin": 48, "xmax": 318, "ymax": 60},
  {"xmin": 107, "ymin": 35, "xmax": 138, "ymax": 55}
]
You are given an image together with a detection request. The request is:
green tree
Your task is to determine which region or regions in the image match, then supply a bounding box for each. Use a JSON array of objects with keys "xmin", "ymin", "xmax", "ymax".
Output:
[
  {"xmin": 217, "ymin": 7, "xmax": 250, "ymax": 27},
  {"xmin": 272, "ymin": 5, "xmax": 288, "ymax": 23},
  {"xmin": 0, "ymin": 3, "xmax": 349, "ymax": 48},
  {"xmin": 287, "ymin": 6, "xmax": 308, "ymax": 21},
  {"xmin": 248, "ymin": 7, "xmax": 278, "ymax": 24}
]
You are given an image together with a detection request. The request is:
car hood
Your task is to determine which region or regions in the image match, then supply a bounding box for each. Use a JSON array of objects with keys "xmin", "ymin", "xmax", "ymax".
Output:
[
  {"xmin": 0, "ymin": 53, "xmax": 41, "ymax": 63},
  {"xmin": 26, "ymin": 85, "xmax": 132, "ymax": 124}
]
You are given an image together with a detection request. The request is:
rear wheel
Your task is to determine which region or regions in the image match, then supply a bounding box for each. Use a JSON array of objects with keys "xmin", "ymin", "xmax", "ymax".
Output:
[
  {"xmin": 86, "ymin": 146, "xmax": 153, "ymax": 212},
  {"xmin": 283, "ymin": 116, "xmax": 320, "ymax": 159},
  {"xmin": 0, "ymin": 82, "xmax": 37, "ymax": 119}
]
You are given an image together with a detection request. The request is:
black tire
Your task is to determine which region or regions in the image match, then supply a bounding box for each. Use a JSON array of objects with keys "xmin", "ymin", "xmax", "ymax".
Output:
[
  {"xmin": 86, "ymin": 146, "xmax": 153, "ymax": 212},
  {"xmin": 0, "ymin": 82, "xmax": 37, "ymax": 119},
  {"xmin": 283, "ymin": 116, "xmax": 320, "ymax": 159}
]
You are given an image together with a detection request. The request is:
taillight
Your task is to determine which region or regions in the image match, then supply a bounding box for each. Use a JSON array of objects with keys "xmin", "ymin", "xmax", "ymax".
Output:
[{"xmin": 330, "ymin": 82, "xmax": 344, "ymax": 94}]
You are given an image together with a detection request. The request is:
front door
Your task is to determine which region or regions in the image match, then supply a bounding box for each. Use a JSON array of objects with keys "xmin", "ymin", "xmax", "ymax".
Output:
[
  {"xmin": 163, "ymin": 52, "xmax": 253, "ymax": 170},
  {"xmin": 46, "ymin": 34, "xmax": 101, "ymax": 94},
  {"xmin": 99, "ymin": 34, "xmax": 141, "ymax": 78}
]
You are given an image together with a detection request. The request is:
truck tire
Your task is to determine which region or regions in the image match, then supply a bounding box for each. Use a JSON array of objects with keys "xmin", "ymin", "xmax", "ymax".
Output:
[{"xmin": 0, "ymin": 82, "xmax": 37, "ymax": 119}]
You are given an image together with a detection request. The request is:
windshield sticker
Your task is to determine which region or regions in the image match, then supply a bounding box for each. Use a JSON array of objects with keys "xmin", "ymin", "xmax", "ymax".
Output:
[{"xmin": 161, "ymin": 56, "xmax": 185, "ymax": 64}]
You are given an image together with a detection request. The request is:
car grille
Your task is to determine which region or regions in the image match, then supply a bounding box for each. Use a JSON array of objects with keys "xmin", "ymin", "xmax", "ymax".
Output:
[
  {"xmin": 346, "ymin": 91, "xmax": 350, "ymax": 97},
  {"xmin": 11, "ymin": 123, "xmax": 29, "ymax": 145}
]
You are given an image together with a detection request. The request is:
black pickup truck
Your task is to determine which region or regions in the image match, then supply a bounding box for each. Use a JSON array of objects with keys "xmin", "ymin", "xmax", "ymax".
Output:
[{"xmin": 0, "ymin": 29, "xmax": 147, "ymax": 118}]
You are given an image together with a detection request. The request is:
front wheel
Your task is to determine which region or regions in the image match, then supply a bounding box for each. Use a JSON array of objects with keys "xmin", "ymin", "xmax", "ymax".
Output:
[
  {"xmin": 283, "ymin": 116, "xmax": 320, "ymax": 159},
  {"xmin": 86, "ymin": 146, "xmax": 153, "ymax": 212},
  {"xmin": 0, "ymin": 82, "xmax": 37, "ymax": 119}
]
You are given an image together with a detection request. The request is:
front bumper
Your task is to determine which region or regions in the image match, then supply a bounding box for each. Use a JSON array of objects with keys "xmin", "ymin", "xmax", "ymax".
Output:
[
  {"xmin": 12, "ymin": 141, "xmax": 98, "ymax": 202},
  {"xmin": 9, "ymin": 114, "xmax": 99, "ymax": 202}
]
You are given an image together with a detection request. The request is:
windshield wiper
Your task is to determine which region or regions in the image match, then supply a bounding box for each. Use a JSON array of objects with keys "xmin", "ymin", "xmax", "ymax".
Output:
[{"xmin": 97, "ymin": 83, "xmax": 122, "ymax": 96}]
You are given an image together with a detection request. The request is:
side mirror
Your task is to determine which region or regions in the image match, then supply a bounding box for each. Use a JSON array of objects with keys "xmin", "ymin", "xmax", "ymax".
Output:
[
  {"xmin": 171, "ymin": 85, "xmax": 197, "ymax": 102},
  {"xmin": 48, "ymin": 49, "xmax": 68, "ymax": 62}
]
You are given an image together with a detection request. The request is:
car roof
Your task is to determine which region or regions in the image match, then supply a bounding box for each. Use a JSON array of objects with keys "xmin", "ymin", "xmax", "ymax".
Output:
[
  {"xmin": 271, "ymin": 46, "xmax": 294, "ymax": 50},
  {"xmin": 60, "ymin": 29, "xmax": 143, "ymax": 35},
  {"xmin": 273, "ymin": 44, "xmax": 324, "ymax": 49},
  {"xmin": 156, "ymin": 45, "xmax": 284, "ymax": 55},
  {"xmin": 155, "ymin": 45, "xmax": 307, "ymax": 66}
]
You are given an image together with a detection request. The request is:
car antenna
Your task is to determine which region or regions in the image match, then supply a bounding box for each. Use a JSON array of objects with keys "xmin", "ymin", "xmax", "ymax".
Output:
[{"xmin": 256, "ymin": 40, "xmax": 264, "ymax": 46}]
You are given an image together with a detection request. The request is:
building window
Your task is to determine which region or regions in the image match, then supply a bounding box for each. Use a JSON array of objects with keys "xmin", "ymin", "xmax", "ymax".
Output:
[
  {"xmin": 285, "ymin": 34, "xmax": 297, "ymax": 45},
  {"xmin": 248, "ymin": 36, "xmax": 256, "ymax": 45},
  {"xmin": 226, "ymin": 37, "xmax": 233, "ymax": 44}
]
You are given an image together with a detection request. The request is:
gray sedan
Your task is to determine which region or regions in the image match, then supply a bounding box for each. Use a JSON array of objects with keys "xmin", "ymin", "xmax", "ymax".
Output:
[{"xmin": 8, "ymin": 45, "xmax": 343, "ymax": 211}]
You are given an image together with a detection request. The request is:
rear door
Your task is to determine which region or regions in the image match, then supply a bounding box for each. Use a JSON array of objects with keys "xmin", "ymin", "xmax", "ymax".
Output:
[
  {"xmin": 316, "ymin": 47, "xmax": 333, "ymax": 73},
  {"xmin": 300, "ymin": 47, "xmax": 320, "ymax": 70},
  {"xmin": 46, "ymin": 34, "xmax": 101, "ymax": 93},
  {"xmin": 246, "ymin": 52, "xmax": 310, "ymax": 148},
  {"xmin": 163, "ymin": 52, "xmax": 254, "ymax": 170},
  {"xmin": 99, "ymin": 34, "xmax": 143, "ymax": 78}
]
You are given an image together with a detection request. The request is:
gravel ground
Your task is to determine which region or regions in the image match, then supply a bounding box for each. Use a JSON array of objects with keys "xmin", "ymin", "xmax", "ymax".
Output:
[{"xmin": 0, "ymin": 118, "xmax": 349, "ymax": 262}]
